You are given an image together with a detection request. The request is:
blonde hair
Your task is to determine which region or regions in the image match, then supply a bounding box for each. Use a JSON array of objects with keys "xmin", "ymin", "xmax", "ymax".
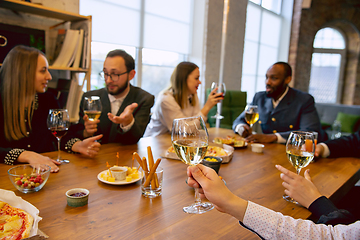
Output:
[
  {"xmin": 0, "ymin": 45, "xmax": 42, "ymax": 141},
  {"xmin": 170, "ymin": 61, "xmax": 198, "ymax": 109}
]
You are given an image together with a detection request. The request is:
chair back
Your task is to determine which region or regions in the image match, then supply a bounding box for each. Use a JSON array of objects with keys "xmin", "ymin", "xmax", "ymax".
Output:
[{"xmin": 206, "ymin": 89, "xmax": 247, "ymax": 129}]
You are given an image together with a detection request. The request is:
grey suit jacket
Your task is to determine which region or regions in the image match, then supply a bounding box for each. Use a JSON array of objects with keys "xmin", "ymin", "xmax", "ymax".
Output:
[
  {"xmin": 74, "ymin": 85, "xmax": 154, "ymax": 144},
  {"xmin": 232, "ymin": 87, "xmax": 327, "ymax": 142}
]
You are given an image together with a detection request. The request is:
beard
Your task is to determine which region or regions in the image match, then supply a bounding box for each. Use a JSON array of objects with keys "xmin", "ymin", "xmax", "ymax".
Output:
[{"xmin": 107, "ymin": 80, "xmax": 129, "ymax": 96}]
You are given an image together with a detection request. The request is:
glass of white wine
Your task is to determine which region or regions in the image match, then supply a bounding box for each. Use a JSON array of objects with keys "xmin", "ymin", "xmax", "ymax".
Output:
[
  {"xmin": 210, "ymin": 82, "xmax": 226, "ymax": 119},
  {"xmin": 83, "ymin": 96, "xmax": 102, "ymax": 121},
  {"xmin": 171, "ymin": 116, "xmax": 214, "ymax": 214},
  {"xmin": 244, "ymin": 105, "xmax": 259, "ymax": 134},
  {"xmin": 284, "ymin": 131, "xmax": 315, "ymax": 204},
  {"xmin": 47, "ymin": 109, "xmax": 70, "ymax": 164}
]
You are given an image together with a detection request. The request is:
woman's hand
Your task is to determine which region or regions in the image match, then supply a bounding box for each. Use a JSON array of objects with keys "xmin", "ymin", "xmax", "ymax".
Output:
[
  {"xmin": 201, "ymin": 88, "xmax": 224, "ymax": 116},
  {"xmin": 72, "ymin": 134, "xmax": 103, "ymax": 158},
  {"xmin": 187, "ymin": 164, "xmax": 248, "ymax": 221},
  {"xmin": 17, "ymin": 151, "xmax": 61, "ymax": 173},
  {"xmin": 276, "ymin": 165, "xmax": 322, "ymax": 208}
]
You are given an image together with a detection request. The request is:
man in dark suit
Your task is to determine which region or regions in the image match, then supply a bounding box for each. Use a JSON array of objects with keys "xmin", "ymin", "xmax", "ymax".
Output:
[
  {"xmin": 232, "ymin": 62, "xmax": 326, "ymax": 143},
  {"xmin": 75, "ymin": 49, "xmax": 154, "ymax": 144},
  {"xmin": 316, "ymin": 131, "xmax": 360, "ymax": 158}
]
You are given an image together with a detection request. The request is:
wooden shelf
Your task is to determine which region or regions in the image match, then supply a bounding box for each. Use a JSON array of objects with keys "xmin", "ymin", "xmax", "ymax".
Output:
[{"xmin": 0, "ymin": 0, "xmax": 89, "ymax": 21}]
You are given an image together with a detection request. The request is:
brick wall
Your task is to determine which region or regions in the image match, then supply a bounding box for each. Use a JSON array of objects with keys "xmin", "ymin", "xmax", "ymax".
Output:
[{"xmin": 289, "ymin": 0, "xmax": 360, "ymax": 105}]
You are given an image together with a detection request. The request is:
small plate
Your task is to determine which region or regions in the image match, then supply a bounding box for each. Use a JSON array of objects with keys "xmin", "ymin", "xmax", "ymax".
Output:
[
  {"xmin": 97, "ymin": 170, "xmax": 143, "ymax": 185},
  {"xmin": 213, "ymin": 139, "xmax": 247, "ymax": 149},
  {"xmin": 233, "ymin": 142, "xmax": 248, "ymax": 149}
]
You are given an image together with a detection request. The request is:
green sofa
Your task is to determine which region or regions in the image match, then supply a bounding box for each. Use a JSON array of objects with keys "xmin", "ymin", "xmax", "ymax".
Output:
[{"xmin": 206, "ymin": 89, "xmax": 247, "ymax": 129}]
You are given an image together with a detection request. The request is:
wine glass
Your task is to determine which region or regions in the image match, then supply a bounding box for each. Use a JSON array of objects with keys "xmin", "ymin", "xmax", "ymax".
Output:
[
  {"xmin": 244, "ymin": 105, "xmax": 259, "ymax": 134},
  {"xmin": 83, "ymin": 96, "xmax": 102, "ymax": 121},
  {"xmin": 210, "ymin": 82, "xmax": 226, "ymax": 119},
  {"xmin": 47, "ymin": 109, "xmax": 70, "ymax": 164},
  {"xmin": 171, "ymin": 116, "xmax": 214, "ymax": 214},
  {"xmin": 283, "ymin": 131, "xmax": 315, "ymax": 204}
]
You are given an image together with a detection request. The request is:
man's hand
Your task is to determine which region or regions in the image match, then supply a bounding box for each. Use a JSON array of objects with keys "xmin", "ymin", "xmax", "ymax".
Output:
[
  {"xmin": 237, "ymin": 125, "xmax": 251, "ymax": 137},
  {"xmin": 276, "ymin": 165, "xmax": 322, "ymax": 208},
  {"xmin": 83, "ymin": 114, "xmax": 100, "ymax": 138},
  {"xmin": 107, "ymin": 103, "xmax": 138, "ymax": 126},
  {"xmin": 315, "ymin": 144, "xmax": 325, "ymax": 157},
  {"xmin": 245, "ymin": 133, "xmax": 277, "ymax": 143}
]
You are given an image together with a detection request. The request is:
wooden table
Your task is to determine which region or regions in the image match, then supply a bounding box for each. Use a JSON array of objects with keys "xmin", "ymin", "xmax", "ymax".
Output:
[{"xmin": 1, "ymin": 128, "xmax": 359, "ymax": 239}]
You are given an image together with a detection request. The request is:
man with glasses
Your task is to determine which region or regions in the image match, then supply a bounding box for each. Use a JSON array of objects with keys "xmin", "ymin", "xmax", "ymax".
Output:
[{"xmin": 74, "ymin": 49, "xmax": 154, "ymax": 144}]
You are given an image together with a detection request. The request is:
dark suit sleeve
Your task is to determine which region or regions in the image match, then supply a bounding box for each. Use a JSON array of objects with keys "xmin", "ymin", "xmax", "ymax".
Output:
[
  {"xmin": 115, "ymin": 92, "xmax": 154, "ymax": 145},
  {"xmin": 309, "ymin": 196, "xmax": 357, "ymax": 226},
  {"xmin": 325, "ymin": 131, "xmax": 360, "ymax": 158},
  {"xmin": 278, "ymin": 94, "xmax": 324, "ymax": 141}
]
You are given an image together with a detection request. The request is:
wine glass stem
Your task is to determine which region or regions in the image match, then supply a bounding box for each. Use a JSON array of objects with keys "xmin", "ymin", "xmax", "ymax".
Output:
[
  {"xmin": 296, "ymin": 168, "xmax": 301, "ymax": 175},
  {"xmin": 194, "ymin": 187, "xmax": 201, "ymax": 204},
  {"xmin": 57, "ymin": 138, "xmax": 61, "ymax": 161}
]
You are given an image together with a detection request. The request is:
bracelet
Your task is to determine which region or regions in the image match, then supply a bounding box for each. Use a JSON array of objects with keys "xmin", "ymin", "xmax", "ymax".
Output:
[
  {"xmin": 4, "ymin": 149, "xmax": 26, "ymax": 165},
  {"xmin": 65, "ymin": 138, "xmax": 81, "ymax": 154}
]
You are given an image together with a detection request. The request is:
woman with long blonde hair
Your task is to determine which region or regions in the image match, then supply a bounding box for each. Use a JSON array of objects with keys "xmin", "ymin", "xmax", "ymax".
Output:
[
  {"xmin": 0, "ymin": 45, "xmax": 102, "ymax": 172},
  {"xmin": 144, "ymin": 61, "xmax": 223, "ymax": 137}
]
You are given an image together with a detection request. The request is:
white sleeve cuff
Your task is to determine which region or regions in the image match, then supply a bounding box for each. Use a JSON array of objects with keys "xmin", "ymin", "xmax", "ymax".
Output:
[
  {"xmin": 235, "ymin": 124, "xmax": 246, "ymax": 135},
  {"xmin": 119, "ymin": 117, "xmax": 135, "ymax": 133},
  {"xmin": 275, "ymin": 133, "xmax": 285, "ymax": 143},
  {"xmin": 319, "ymin": 143, "xmax": 330, "ymax": 157}
]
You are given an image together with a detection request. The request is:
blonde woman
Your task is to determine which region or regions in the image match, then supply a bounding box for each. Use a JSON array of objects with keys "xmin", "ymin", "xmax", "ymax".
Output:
[
  {"xmin": 0, "ymin": 45, "xmax": 102, "ymax": 172},
  {"xmin": 144, "ymin": 62, "xmax": 223, "ymax": 137}
]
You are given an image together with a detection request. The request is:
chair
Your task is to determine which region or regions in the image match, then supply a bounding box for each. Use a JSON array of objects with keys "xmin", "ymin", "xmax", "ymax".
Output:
[{"xmin": 206, "ymin": 89, "xmax": 247, "ymax": 129}]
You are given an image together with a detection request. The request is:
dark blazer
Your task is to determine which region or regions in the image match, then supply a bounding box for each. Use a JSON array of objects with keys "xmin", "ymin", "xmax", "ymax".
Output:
[
  {"xmin": 74, "ymin": 85, "xmax": 154, "ymax": 145},
  {"xmin": 324, "ymin": 131, "xmax": 360, "ymax": 158},
  {"xmin": 232, "ymin": 87, "xmax": 326, "ymax": 142}
]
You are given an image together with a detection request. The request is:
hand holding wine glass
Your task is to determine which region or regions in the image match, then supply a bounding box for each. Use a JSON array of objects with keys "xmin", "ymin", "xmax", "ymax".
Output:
[
  {"xmin": 283, "ymin": 131, "xmax": 315, "ymax": 204},
  {"xmin": 47, "ymin": 109, "xmax": 70, "ymax": 164},
  {"xmin": 244, "ymin": 105, "xmax": 259, "ymax": 135},
  {"xmin": 210, "ymin": 82, "xmax": 226, "ymax": 119},
  {"xmin": 83, "ymin": 96, "xmax": 102, "ymax": 121},
  {"xmin": 171, "ymin": 116, "xmax": 214, "ymax": 214}
]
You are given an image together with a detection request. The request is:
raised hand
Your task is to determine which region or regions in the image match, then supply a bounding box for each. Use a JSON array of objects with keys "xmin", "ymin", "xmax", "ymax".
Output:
[{"xmin": 107, "ymin": 103, "xmax": 138, "ymax": 126}]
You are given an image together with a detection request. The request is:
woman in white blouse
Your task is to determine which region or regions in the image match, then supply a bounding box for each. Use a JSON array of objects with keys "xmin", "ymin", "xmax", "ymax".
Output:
[
  {"xmin": 144, "ymin": 61, "xmax": 223, "ymax": 137},
  {"xmin": 187, "ymin": 164, "xmax": 359, "ymax": 239}
]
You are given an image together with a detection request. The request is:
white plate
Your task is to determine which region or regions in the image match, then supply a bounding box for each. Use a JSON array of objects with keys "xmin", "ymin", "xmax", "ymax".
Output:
[
  {"xmin": 162, "ymin": 143, "xmax": 234, "ymax": 164},
  {"xmin": 97, "ymin": 170, "xmax": 143, "ymax": 185}
]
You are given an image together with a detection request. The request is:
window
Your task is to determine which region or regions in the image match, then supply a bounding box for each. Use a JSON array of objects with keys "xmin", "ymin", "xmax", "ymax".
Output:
[
  {"xmin": 80, "ymin": 0, "xmax": 193, "ymax": 97},
  {"xmin": 309, "ymin": 27, "xmax": 346, "ymax": 103},
  {"xmin": 242, "ymin": 1, "xmax": 288, "ymax": 103}
]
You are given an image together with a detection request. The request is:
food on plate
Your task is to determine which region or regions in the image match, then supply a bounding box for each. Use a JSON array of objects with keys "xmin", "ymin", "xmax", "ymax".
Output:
[
  {"xmin": 168, "ymin": 145, "xmax": 227, "ymax": 157},
  {"xmin": 0, "ymin": 201, "xmax": 34, "ymax": 240},
  {"xmin": 100, "ymin": 166, "xmax": 140, "ymax": 182},
  {"xmin": 214, "ymin": 136, "xmax": 246, "ymax": 147}
]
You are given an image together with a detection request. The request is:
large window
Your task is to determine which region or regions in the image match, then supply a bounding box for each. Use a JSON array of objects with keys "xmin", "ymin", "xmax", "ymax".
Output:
[
  {"xmin": 242, "ymin": 0, "xmax": 285, "ymax": 102},
  {"xmin": 80, "ymin": 0, "xmax": 192, "ymax": 97},
  {"xmin": 309, "ymin": 27, "xmax": 346, "ymax": 103}
]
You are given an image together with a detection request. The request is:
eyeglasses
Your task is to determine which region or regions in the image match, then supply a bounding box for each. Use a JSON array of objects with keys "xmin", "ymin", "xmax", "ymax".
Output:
[{"xmin": 99, "ymin": 71, "xmax": 129, "ymax": 82}]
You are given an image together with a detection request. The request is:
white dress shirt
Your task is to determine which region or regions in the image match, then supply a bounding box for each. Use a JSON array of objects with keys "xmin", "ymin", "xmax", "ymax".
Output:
[{"xmin": 144, "ymin": 89, "xmax": 206, "ymax": 137}]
